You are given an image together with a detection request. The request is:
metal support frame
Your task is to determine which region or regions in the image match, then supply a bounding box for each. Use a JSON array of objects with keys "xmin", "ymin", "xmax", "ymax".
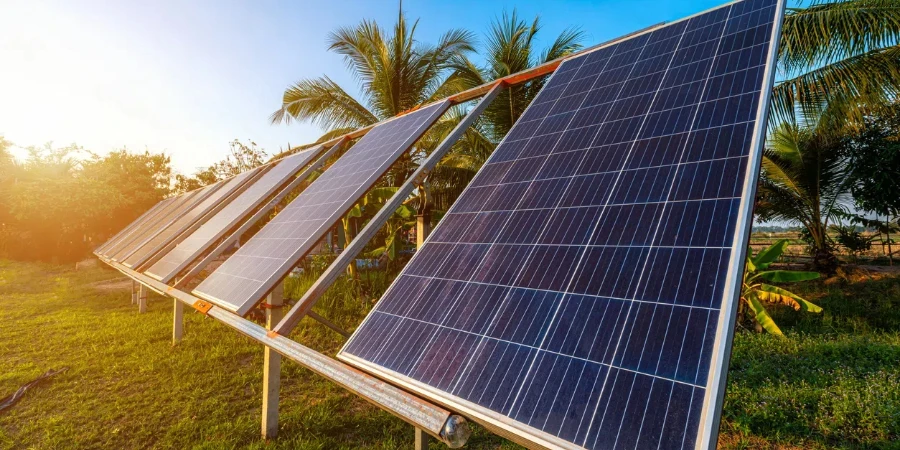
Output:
[
  {"xmin": 307, "ymin": 311, "xmax": 350, "ymax": 338},
  {"xmin": 262, "ymin": 283, "xmax": 284, "ymax": 439},
  {"xmin": 698, "ymin": 1, "xmax": 787, "ymax": 449},
  {"xmin": 174, "ymin": 139, "xmax": 353, "ymax": 290},
  {"xmin": 272, "ymin": 82, "xmax": 504, "ymax": 335},
  {"xmin": 100, "ymin": 260, "xmax": 470, "ymax": 448}
]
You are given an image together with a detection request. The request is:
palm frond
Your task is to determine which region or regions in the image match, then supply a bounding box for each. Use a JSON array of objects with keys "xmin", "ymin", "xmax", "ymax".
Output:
[
  {"xmin": 772, "ymin": 45, "xmax": 900, "ymax": 127},
  {"xmin": 270, "ymin": 76, "xmax": 378, "ymax": 130},
  {"xmin": 780, "ymin": 0, "xmax": 900, "ymax": 73}
]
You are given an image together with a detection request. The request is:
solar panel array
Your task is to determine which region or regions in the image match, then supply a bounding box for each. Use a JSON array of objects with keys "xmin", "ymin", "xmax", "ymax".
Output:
[
  {"xmin": 146, "ymin": 147, "xmax": 325, "ymax": 283},
  {"xmin": 96, "ymin": 196, "xmax": 174, "ymax": 257},
  {"xmin": 121, "ymin": 169, "xmax": 260, "ymax": 269},
  {"xmin": 108, "ymin": 188, "xmax": 208, "ymax": 261},
  {"xmin": 340, "ymin": 1, "xmax": 780, "ymax": 448},
  {"xmin": 193, "ymin": 101, "xmax": 450, "ymax": 315}
]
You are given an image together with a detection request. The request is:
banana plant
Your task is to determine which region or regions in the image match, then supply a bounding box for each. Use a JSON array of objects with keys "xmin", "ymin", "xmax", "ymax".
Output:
[{"xmin": 741, "ymin": 239, "xmax": 822, "ymax": 335}]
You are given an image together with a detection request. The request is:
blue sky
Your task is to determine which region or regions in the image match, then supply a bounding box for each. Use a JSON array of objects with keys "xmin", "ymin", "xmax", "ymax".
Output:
[{"xmin": 1, "ymin": 0, "xmax": 731, "ymax": 175}]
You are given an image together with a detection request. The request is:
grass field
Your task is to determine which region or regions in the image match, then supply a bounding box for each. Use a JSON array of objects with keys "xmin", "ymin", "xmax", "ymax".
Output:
[{"xmin": 1, "ymin": 259, "xmax": 899, "ymax": 449}]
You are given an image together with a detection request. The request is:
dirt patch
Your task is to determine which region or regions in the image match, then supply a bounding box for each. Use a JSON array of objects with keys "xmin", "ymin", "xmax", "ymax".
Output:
[{"xmin": 89, "ymin": 278, "xmax": 133, "ymax": 292}]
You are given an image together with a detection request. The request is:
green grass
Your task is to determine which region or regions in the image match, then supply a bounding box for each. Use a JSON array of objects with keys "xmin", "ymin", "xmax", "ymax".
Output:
[{"xmin": 0, "ymin": 259, "xmax": 898, "ymax": 449}]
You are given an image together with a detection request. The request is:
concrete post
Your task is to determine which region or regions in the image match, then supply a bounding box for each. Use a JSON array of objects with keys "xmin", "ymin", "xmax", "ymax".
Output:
[
  {"xmin": 261, "ymin": 282, "xmax": 284, "ymax": 439},
  {"xmin": 137, "ymin": 284, "xmax": 148, "ymax": 313},
  {"xmin": 172, "ymin": 299, "xmax": 184, "ymax": 343}
]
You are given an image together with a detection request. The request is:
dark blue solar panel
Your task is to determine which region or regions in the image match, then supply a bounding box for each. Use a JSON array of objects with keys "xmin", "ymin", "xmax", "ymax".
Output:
[
  {"xmin": 340, "ymin": 1, "xmax": 782, "ymax": 448},
  {"xmin": 193, "ymin": 101, "xmax": 450, "ymax": 315}
]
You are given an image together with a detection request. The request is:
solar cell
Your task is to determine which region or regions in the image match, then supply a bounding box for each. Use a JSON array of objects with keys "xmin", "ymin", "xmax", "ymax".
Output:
[
  {"xmin": 96, "ymin": 196, "xmax": 174, "ymax": 257},
  {"xmin": 145, "ymin": 147, "xmax": 325, "ymax": 283},
  {"xmin": 193, "ymin": 101, "xmax": 450, "ymax": 315},
  {"xmin": 107, "ymin": 189, "xmax": 206, "ymax": 261},
  {"xmin": 339, "ymin": 1, "xmax": 783, "ymax": 449},
  {"xmin": 122, "ymin": 169, "xmax": 260, "ymax": 269}
]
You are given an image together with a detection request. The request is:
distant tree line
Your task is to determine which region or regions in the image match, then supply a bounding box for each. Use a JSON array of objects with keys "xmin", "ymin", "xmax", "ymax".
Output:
[{"xmin": 0, "ymin": 137, "xmax": 266, "ymax": 263}]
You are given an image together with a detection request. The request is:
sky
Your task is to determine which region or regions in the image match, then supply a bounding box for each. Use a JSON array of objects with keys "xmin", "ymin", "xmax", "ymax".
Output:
[{"xmin": 1, "ymin": 0, "xmax": 727, "ymax": 176}]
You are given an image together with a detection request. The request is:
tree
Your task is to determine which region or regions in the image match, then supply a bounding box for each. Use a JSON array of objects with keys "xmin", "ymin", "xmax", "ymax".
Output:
[
  {"xmin": 271, "ymin": 11, "xmax": 475, "ymax": 131},
  {"xmin": 0, "ymin": 143, "xmax": 175, "ymax": 262},
  {"xmin": 842, "ymin": 104, "xmax": 900, "ymax": 262},
  {"xmin": 80, "ymin": 149, "xmax": 172, "ymax": 238},
  {"xmin": 774, "ymin": 0, "xmax": 900, "ymax": 129},
  {"xmin": 756, "ymin": 120, "xmax": 853, "ymax": 273},
  {"xmin": 173, "ymin": 139, "xmax": 268, "ymax": 193},
  {"xmin": 450, "ymin": 11, "xmax": 583, "ymax": 140},
  {"xmin": 4, "ymin": 144, "xmax": 121, "ymax": 261},
  {"xmin": 426, "ymin": 12, "xmax": 583, "ymax": 212},
  {"xmin": 740, "ymin": 240, "xmax": 821, "ymax": 335}
]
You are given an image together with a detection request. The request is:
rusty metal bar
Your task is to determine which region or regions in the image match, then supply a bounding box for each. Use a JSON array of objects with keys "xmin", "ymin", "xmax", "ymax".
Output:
[
  {"xmin": 101, "ymin": 259, "xmax": 471, "ymax": 448},
  {"xmin": 305, "ymin": 311, "xmax": 351, "ymax": 338},
  {"xmin": 272, "ymin": 83, "xmax": 504, "ymax": 336}
]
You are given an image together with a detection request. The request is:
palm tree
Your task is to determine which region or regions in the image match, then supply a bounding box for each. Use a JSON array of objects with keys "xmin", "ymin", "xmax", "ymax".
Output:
[
  {"xmin": 427, "ymin": 12, "xmax": 583, "ymax": 211},
  {"xmin": 773, "ymin": 0, "xmax": 900, "ymax": 129},
  {"xmin": 756, "ymin": 119, "xmax": 853, "ymax": 273},
  {"xmin": 757, "ymin": 0, "xmax": 900, "ymax": 273},
  {"xmin": 271, "ymin": 11, "xmax": 474, "ymax": 137},
  {"xmin": 449, "ymin": 10, "xmax": 583, "ymax": 142}
]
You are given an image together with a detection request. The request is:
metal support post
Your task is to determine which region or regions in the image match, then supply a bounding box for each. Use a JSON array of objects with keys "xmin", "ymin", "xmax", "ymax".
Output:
[
  {"xmin": 261, "ymin": 282, "xmax": 284, "ymax": 439},
  {"xmin": 173, "ymin": 299, "xmax": 184, "ymax": 343},
  {"xmin": 137, "ymin": 284, "xmax": 148, "ymax": 313},
  {"xmin": 415, "ymin": 427, "xmax": 434, "ymax": 450}
]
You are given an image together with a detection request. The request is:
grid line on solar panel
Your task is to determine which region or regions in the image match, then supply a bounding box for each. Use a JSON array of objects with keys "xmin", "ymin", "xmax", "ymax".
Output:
[
  {"xmin": 340, "ymin": 0, "xmax": 780, "ymax": 448},
  {"xmin": 122, "ymin": 168, "xmax": 260, "ymax": 269},
  {"xmin": 145, "ymin": 148, "xmax": 323, "ymax": 283},
  {"xmin": 192, "ymin": 101, "xmax": 450, "ymax": 314},
  {"xmin": 108, "ymin": 188, "xmax": 208, "ymax": 261}
]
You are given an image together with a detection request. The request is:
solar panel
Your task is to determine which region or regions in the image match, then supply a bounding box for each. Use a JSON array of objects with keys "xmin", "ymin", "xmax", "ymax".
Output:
[
  {"xmin": 106, "ymin": 189, "xmax": 206, "ymax": 260},
  {"xmin": 339, "ymin": 1, "xmax": 783, "ymax": 449},
  {"xmin": 145, "ymin": 147, "xmax": 325, "ymax": 283},
  {"xmin": 96, "ymin": 196, "xmax": 174, "ymax": 257},
  {"xmin": 121, "ymin": 169, "xmax": 260, "ymax": 269},
  {"xmin": 193, "ymin": 101, "xmax": 450, "ymax": 315}
]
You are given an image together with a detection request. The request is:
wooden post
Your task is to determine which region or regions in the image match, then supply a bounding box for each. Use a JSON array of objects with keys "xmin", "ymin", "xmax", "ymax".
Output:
[
  {"xmin": 415, "ymin": 427, "xmax": 433, "ymax": 450},
  {"xmin": 137, "ymin": 284, "xmax": 148, "ymax": 313},
  {"xmin": 131, "ymin": 280, "xmax": 137, "ymax": 305},
  {"xmin": 261, "ymin": 282, "xmax": 284, "ymax": 439},
  {"xmin": 172, "ymin": 299, "xmax": 184, "ymax": 343},
  {"xmin": 416, "ymin": 214, "xmax": 430, "ymax": 249}
]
